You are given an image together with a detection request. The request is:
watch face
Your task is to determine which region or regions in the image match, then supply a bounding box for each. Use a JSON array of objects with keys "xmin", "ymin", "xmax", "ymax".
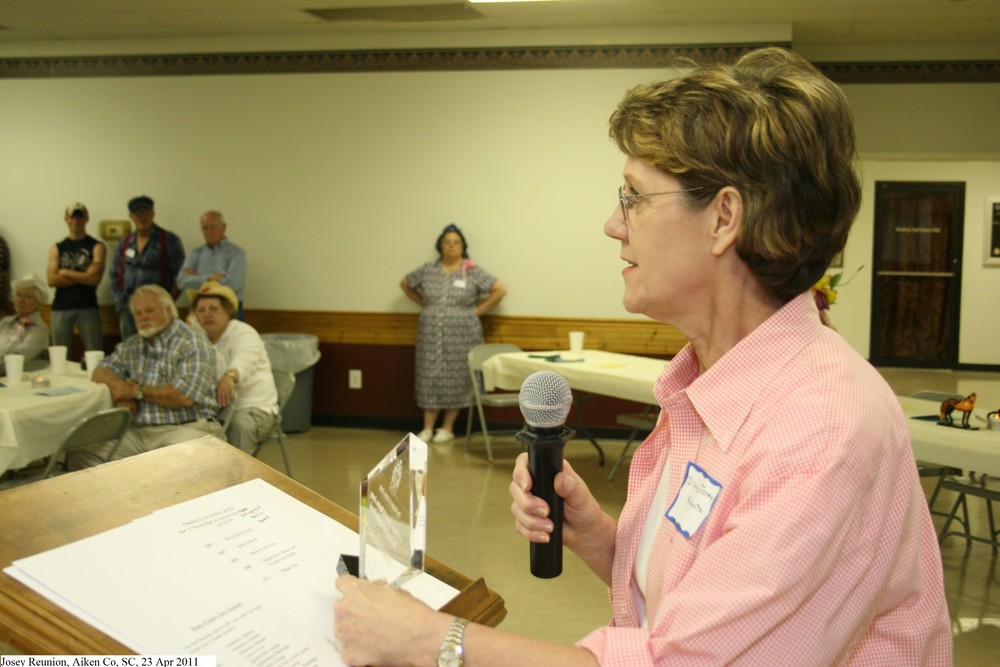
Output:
[{"xmin": 437, "ymin": 646, "xmax": 461, "ymax": 667}]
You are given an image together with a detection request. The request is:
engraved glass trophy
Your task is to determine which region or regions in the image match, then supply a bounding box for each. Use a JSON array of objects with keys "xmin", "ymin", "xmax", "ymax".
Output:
[{"xmin": 359, "ymin": 432, "xmax": 428, "ymax": 586}]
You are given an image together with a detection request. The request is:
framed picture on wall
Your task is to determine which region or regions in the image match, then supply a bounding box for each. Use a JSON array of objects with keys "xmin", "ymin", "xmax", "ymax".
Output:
[{"xmin": 985, "ymin": 196, "xmax": 1000, "ymax": 266}]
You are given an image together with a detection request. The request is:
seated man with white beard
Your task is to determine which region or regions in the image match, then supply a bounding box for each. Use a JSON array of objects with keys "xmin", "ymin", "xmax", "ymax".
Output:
[
  {"xmin": 69, "ymin": 284, "xmax": 221, "ymax": 469},
  {"xmin": 191, "ymin": 281, "xmax": 279, "ymax": 455}
]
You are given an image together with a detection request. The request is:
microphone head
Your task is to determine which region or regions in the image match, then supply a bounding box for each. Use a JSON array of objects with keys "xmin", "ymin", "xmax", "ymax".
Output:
[{"xmin": 519, "ymin": 371, "xmax": 572, "ymax": 428}]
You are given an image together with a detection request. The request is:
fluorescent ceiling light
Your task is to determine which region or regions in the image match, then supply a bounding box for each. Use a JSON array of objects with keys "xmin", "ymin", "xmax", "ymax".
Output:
[{"xmin": 468, "ymin": 1, "xmax": 565, "ymax": 4}]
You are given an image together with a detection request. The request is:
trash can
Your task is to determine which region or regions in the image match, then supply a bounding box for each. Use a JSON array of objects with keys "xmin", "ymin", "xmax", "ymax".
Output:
[{"xmin": 262, "ymin": 333, "xmax": 322, "ymax": 433}]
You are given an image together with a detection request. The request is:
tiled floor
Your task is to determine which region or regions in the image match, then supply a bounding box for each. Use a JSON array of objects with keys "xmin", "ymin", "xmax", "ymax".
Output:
[
  {"xmin": 2, "ymin": 367, "xmax": 998, "ymax": 663},
  {"xmin": 259, "ymin": 366, "xmax": 999, "ymax": 664}
]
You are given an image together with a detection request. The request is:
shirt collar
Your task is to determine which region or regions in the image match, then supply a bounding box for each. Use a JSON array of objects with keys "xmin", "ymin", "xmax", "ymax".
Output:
[
  {"xmin": 655, "ymin": 291, "xmax": 823, "ymax": 451},
  {"xmin": 143, "ymin": 317, "xmax": 182, "ymax": 345}
]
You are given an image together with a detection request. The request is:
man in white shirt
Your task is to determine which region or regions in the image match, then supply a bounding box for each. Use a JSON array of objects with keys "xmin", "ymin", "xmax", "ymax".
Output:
[{"xmin": 192, "ymin": 281, "xmax": 278, "ymax": 454}]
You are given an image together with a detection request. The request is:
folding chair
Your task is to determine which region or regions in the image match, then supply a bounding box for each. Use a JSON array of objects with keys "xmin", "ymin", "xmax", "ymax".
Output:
[
  {"xmin": 608, "ymin": 405, "xmax": 659, "ymax": 481},
  {"xmin": 911, "ymin": 390, "xmax": 964, "ymax": 515},
  {"xmin": 937, "ymin": 473, "xmax": 1000, "ymax": 555},
  {"xmin": 41, "ymin": 407, "xmax": 132, "ymax": 478},
  {"xmin": 464, "ymin": 343, "xmax": 522, "ymax": 462},
  {"xmin": 219, "ymin": 399, "xmax": 238, "ymax": 437},
  {"xmin": 0, "ymin": 407, "xmax": 135, "ymax": 487},
  {"xmin": 251, "ymin": 369, "xmax": 294, "ymax": 477}
]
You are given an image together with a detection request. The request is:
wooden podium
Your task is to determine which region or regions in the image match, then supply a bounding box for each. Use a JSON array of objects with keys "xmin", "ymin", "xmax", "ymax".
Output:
[{"xmin": 0, "ymin": 436, "xmax": 506, "ymax": 655}]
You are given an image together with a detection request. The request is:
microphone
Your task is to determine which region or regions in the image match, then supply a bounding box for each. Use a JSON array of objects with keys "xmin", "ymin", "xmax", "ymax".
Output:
[{"xmin": 516, "ymin": 370, "xmax": 575, "ymax": 579}]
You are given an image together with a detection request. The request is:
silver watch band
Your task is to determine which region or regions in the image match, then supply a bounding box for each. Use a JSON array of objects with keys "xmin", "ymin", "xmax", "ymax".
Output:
[{"xmin": 437, "ymin": 617, "xmax": 469, "ymax": 667}]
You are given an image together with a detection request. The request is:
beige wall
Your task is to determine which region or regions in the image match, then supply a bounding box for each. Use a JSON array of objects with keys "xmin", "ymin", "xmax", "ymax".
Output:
[{"xmin": 1, "ymin": 67, "xmax": 998, "ymax": 364}]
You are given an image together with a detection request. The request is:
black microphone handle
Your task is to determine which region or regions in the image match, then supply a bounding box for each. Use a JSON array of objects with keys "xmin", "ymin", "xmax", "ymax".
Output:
[{"xmin": 528, "ymin": 437, "xmax": 564, "ymax": 579}]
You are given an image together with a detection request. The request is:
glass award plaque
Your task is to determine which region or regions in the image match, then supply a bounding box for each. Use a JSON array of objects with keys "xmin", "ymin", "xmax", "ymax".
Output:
[{"xmin": 359, "ymin": 432, "xmax": 428, "ymax": 586}]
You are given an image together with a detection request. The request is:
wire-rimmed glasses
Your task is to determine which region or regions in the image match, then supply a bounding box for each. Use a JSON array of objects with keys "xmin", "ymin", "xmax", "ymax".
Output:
[{"xmin": 618, "ymin": 185, "xmax": 702, "ymax": 221}]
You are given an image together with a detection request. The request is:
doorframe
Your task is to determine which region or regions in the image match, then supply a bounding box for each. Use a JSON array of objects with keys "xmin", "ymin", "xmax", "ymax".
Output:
[{"xmin": 869, "ymin": 180, "xmax": 965, "ymax": 369}]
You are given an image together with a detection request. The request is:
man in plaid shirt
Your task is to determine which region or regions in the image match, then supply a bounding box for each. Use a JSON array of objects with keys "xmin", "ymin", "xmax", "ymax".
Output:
[{"xmin": 70, "ymin": 284, "xmax": 221, "ymax": 469}]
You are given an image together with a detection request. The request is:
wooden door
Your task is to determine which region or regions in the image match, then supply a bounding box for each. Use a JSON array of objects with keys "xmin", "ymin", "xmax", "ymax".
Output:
[{"xmin": 870, "ymin": 181, "xmax": 964, "ymax": 367}]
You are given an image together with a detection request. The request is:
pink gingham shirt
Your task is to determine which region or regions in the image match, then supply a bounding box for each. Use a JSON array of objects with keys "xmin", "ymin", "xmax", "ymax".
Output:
[{"xmin": 577, "ymin": 292, "xmax": 951, "ymax": 666}]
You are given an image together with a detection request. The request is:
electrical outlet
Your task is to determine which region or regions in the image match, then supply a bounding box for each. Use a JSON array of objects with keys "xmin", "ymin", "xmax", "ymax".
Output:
[{"xmin": 349, "ymin": 369, "xmax": 362, "ymax": 389}]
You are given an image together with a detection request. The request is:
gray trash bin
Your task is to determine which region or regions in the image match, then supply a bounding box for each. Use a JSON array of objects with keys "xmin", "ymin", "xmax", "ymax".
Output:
[{"xmin": 262, "ymin": 333, "xmax": 322, "ymax": 433}]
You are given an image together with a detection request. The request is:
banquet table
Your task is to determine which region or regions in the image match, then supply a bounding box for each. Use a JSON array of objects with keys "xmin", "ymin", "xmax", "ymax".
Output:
[
  {"xmin": 481, "ymin": 349, "xmax": 667, "ymax": 405},
  {"xmin": 0, "ymin": 362, "xmax": 112, "ymax": 475},
  {"xmin": 482, "ymin": 350, "xmax": 668, "ymax": 465},
  {"xmin": 483, "ymin": 351, "xmax": 1000, "ymax": 478},
  {"xmin": 897, "ymin": 395, "xmax": 1000, "ymax": 478}
]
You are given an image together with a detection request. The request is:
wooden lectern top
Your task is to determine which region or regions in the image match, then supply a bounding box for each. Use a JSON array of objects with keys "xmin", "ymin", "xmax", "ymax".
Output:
[{"xmin": 0, "ymin": 435, "xmax": 506, "ymax": 655}]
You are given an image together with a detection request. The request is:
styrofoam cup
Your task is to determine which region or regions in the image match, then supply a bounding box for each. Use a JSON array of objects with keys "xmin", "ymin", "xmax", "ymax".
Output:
[
  {"xmin": 48, "ymin": 345, "xmax": 68, "ymax": 374},
  {"xmin": 84, "ymin": 350, "xmax": 105, "ymax": 377},
  {"xmin": 4, "ymin": 354, "xmax": 24, "ymax": 386}
]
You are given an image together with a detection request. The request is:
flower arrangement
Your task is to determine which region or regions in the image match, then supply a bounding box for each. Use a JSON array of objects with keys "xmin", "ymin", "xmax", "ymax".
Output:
[
  {"xmin": 812, "ymin": 265, "xmax": 863, "ymax": 311},
  {"xmin": 812, "ymin": 266, "xmax": 863, "ymax": 329}
]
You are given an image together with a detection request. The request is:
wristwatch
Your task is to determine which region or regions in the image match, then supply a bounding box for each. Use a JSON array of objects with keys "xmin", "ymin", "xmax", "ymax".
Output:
[
  {"xmin": 225, "ymin": 369, "xmax": 239, "ymax": 383},
  {"xmin": 437, "ymin": 617, "xmax": 469, "ymax": 667},
  {"xmin": 134, "ymin": 384, "xmax": 144, "ymax": 401}
]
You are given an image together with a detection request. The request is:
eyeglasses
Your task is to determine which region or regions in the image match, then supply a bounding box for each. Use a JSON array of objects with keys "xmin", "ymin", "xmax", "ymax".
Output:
[{"xmin": 618, "ymin": 185, "xmax": 701, "ymax": 221}]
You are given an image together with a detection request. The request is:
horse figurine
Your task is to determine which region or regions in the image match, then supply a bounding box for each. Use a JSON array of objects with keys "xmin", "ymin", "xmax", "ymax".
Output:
[{"xmin": 939, "ymin": 393, "xmax": 976, "ymax": 428}]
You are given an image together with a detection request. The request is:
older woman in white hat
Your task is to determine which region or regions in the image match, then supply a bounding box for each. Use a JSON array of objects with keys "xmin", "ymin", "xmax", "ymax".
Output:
[
  {"xmin": 191, "ymin": 280, "xmax": 279, "ymax": 454},
  {"xmin": 0, "ymin": 274, "xmax": 51, "ymax": 376}
]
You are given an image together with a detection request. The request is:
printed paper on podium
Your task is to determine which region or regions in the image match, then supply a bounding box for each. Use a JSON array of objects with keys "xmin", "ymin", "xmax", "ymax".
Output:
[
  {"xmin": 4, "ymin": 478, "xmax": 458, "ymax": 665},
  {"xmin": 359, "ymin": 432, "xmax": 428, "ymax": 587}
]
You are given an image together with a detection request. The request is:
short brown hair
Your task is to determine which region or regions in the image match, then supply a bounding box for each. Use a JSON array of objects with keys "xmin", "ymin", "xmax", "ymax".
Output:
[
  {"xmin": 191, "ymin": 293, "xmax": 236, "ymax": 317},
  {"xmin": 609, "ymin": 47, "xmax": 860, "ymax": 302}
]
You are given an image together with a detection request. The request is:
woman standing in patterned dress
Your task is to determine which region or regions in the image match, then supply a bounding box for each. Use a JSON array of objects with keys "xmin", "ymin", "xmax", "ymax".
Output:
[{"xmin": 401, "ymin": 224, "xmax": 506, "ymax": 443}]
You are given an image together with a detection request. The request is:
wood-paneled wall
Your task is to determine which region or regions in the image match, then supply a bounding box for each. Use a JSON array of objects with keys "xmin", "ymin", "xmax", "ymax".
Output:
[
  {"xmin": 53, "ymin": 305, "xmax": 688, "ymax": 356},
  {"xmin": 44, "ymin": 306, "xmax": 683, "ymax": 427},
  {"xmin": 247, "ymin": 310, "xmax": 688, "ymax": 356}
]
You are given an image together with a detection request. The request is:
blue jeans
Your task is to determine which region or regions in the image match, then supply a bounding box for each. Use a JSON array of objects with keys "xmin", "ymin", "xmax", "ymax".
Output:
[
  {"xmin": 118, "ymin": 309, "xmax": 138, "ymax": 340},
  {"xmin": 50, "ymin": 308, "xmax": 103, "ymax": 355}
]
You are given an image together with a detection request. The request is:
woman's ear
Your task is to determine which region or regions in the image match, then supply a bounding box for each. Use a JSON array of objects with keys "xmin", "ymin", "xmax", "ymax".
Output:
[{"xmin": 710, "ymin": 187, "xmax": 743, "ymax": 257}]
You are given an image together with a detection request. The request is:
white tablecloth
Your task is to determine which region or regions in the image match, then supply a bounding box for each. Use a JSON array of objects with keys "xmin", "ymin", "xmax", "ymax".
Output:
[
  {"xmin": 485, "ymin": 353, "xmax": 1000, "ymax": 477},
  {"xmin": 482, "ymin": 350, "xmax": 667, "ymax": 405},
  {"xmin": 897, "ymin": 395, "xmax": 1000, "ymax": 478},
  {"xmin": 0, "ymin": 362, "xmax": 113, "ymax": 475}
]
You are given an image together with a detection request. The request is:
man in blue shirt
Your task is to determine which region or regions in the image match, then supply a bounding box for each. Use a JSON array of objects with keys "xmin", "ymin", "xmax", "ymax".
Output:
[
  {"xmin": 177, "ymin": 210, "xmax": 247, "ymax": 319},
  {"xmin": 69, "ymin": 284, "xmax": 221, "ymax": 470},
  {"xmin": 109, "ymin": 195, "xmax": 185, "ymax": 339}
]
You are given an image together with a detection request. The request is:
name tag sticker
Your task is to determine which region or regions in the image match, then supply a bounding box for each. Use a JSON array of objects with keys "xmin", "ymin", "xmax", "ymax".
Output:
[
  {"xmin": 666, "ymin": 461, "xmax": 722, "ymax": 539},
  {"xmin": 125, "ymin": 248, "xmax": 136, "ymax": 258},
  {"xmin": 453, "ymin": 279, "xmax": 467, "ymax": 288}
]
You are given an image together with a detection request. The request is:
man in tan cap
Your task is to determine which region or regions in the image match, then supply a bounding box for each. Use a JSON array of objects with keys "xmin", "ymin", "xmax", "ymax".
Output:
[
  {"xmin": 47, "ymin": 202, "xmax": 106, "ymax": 356},
  {"xmin": 192, "ymin": 280, "xmax": 279, "ymax": 455}
]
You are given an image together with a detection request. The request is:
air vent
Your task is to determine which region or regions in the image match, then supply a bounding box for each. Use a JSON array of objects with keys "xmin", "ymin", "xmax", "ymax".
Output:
[{"xmin": 307, "ymin": 4, "xmax": 483, "ymax": 23}]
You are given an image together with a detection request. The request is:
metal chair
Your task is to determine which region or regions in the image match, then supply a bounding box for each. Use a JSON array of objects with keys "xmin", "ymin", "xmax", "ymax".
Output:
[
  {"xmin": 251, "ymin": 369, "xmax": 294, "ymax": 477},
  {"xmin": 911, "ymin": 390, "xmax": 964, "ymax": 515},
  {"xmin": 465, "ymin": 343, "xmax": 522, "ymax": 462},
  {"xmin": 937, "ymin": 472, "xmax": 1000, "ymax": 554},
  {"xmin": 608, "ymin": 405, "xmax": 658, "ymax": 481},
  {"xmin": 0, "ymin": 407, "xmax": 133, "ymax": 487},
  {"xmin": 42, "ymin": 407, "xmax": 132, "ymax": 478},
  {"xmin": 219, "ymin": 398, "xmax": 238, "ymax": 436}
]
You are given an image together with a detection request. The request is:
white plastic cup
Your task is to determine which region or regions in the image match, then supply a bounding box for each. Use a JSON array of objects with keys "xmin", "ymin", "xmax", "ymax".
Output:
[
  {"xmin": 48, "ymin": 345, "xmax": 68, "ymax": 374},
  {"xmin": 4, "ymin": 354, "xmax": 24, "ymax": 386},
  {"xmin": 568, "ymin": 331, "xmax": 585, "ymax": 355},
  {"xmin": 84, "ymin": 350, "xmax": 105, "ymax": 376}
]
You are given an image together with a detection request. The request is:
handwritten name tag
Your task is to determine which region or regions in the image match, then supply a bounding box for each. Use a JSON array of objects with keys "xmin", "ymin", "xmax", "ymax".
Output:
[
  {"xmin": 453, "ymin": 279, "xmax": 467, "ymax": 288},
  {"xmin": 666, "ymin": 461, "xmax": 722, "ymax": 538}
]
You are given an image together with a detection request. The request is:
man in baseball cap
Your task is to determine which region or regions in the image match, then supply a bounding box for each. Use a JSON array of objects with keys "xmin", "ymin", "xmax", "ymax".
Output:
[
  {"xmin": 47, "ymin": 202, "xmax": 106, "ymax": 356},
  {"xmin": 109, "ymin": 194, "xmax": 185, "ymax": 339}
]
